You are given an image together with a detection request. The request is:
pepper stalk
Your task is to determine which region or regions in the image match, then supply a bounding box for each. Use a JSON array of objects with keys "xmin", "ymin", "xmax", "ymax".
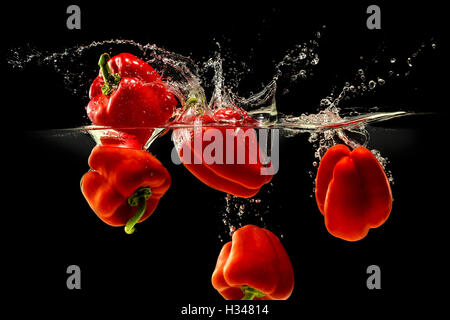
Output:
[
  {"xmin": 98, "ymin": 53, "xmax": 121, "ymax": 95},
  {"xmin": 240, "ymin": 285, "xmax": 266, "ymax": 300},
  {"xmin": 124, "ymin": 187, "xmax": 152, "ymax": 234}
]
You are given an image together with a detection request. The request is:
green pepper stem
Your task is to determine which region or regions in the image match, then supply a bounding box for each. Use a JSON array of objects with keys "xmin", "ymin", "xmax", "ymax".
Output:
[
  {"xmin": 124, "ymin": 187, "xmax": 152, "ymax": 234},
  {"xmin": 98, "ymin": 53, "xmax": 121, "ymax": 95},
  {"xmin": 240, "ymin": 285, "xmax": 266, "ymax": 300}
]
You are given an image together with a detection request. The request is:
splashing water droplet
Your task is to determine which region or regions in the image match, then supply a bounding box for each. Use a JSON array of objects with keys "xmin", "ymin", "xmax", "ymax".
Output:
[
  {"xmin": 299, "ymin": 70, "xmax": 307, "ymax": 78},
  {"xmin": 407, "ymin": 57, "xmax": 413, "ymax": 67},
  {"xmin": 320, "ymin": 99, "xmax": 331, "ymax": 107}
]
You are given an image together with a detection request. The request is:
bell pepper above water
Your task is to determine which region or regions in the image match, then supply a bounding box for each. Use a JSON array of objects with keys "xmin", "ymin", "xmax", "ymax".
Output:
[
  {"xmin": 172, "ymin": 107, "xmax": 273, "ymax": 198},
  {"xmin": 87, "ymin": 52, "xmax": 178, "ymax": 148},
  {"xmin": 315, "ymin": 144, "xmax": 393, "ymax": 241},
  {"xmin": 80, "ymin": 145, "xmax": 171, "ymax": 234},
  {"xmin": 212, "ymin": 225, "xmax": 294, "ymax": 300}
]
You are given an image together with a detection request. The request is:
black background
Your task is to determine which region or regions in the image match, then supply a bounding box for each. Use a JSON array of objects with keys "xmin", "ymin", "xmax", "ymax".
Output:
[{"xmin": 2, "ymin": 0, "xmax": 449, "ymax": 316}]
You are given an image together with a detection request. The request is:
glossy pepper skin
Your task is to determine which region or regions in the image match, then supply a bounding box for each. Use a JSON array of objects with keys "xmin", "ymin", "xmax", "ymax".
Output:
[
  {"xmin": 172, "ymin": 107, "xmax": 273, "ymax": 198},
  {"xmin": 212, "ymin": 225, "xmax": 294, "ymax": 300},
  {"xmin": 80, "ymin": 145, "xmax": 171, "ymax": 234},
  {"xmin": 315, "ymin": 144, "xmax": 393, "ymax": 241},
  {"xmin": 87, "ymin": 53, "xmax": 177, "ymax": 148}
]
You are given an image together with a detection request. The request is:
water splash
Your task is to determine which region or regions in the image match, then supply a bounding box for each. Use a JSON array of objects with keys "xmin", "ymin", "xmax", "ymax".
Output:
[{"xmin": 8, "ymin": 36, "xmax": 425, "ymax": 182}]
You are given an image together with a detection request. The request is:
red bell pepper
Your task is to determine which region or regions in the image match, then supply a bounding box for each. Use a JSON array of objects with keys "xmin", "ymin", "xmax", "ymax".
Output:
[
  {"xmin": 87, "ymin": 52, "xmax": 177, "ymax": 148},
  {"xmin": 212, "ymin": 225, "xmax": 294, "ymax": 300},
  {"xmin": 315, "ymin": 144, "xmax": 393, "ymax": 241},
  {"xmin": 172, "ymin": 107, "xmax": 273, "ymax": 198},
  {"xmin": 80, "ymin": 145, "xmax": 171, "ymax": 234}
]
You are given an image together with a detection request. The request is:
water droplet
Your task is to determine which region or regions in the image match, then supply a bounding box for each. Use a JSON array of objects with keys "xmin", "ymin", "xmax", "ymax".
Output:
[
  {"xmin": 320, "ymin": 99, "xmax": 331, "ymax": 107},
  {"xmin": 312, "ymin": 161, "xmax": 317, "ymax": 167},
  {"xmin": 299, "ymin": 70, "xmax": 307, "ymax": 78},
  {"xmin": 311, "ymin": 57, "xmax": 319, "ymax": 65},
  {"xmin": 407, "ymin": 57, "xmax": 413, "ymax": 67},
  {"xmin": 377, "ymin": 78, "xmax": 385, "ymax": 85},
  {"xmin": 390, "ymin": 58, "xmax": 396, "ymax": 63},
  {"xmin": 299, "ymin": 52, "xmax": 307, "ymax": 60},
  {"xmin": 368, "ymin": 80, "xmax": 376, "ymax": 89},
  {"xmin": 255, "ymin": 199, "xmax": 261, "ymax": 204},
  {"xmin": 431, "ymin": 43, "xmax": 436, "ymax": 49}
]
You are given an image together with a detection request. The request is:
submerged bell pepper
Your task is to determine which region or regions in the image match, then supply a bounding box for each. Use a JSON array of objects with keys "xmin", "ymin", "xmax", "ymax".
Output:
[
  {"xmin": 315, "ymin": 144, "xmax": 393, "ymax": 241},
  {"xmin": 212, "ymin": 225, "xmax": 294, "ymax": 300},
  {"xmin": 80, "ymin": 145, "xmax": 171, "ymax": 234},
  {"xmin": 172, "ymin": 107, "xmax": 273, "ymax": 198},
  {"xmin": 87, "ymin": 52, "xmax": 177, "ymax": 148}
]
